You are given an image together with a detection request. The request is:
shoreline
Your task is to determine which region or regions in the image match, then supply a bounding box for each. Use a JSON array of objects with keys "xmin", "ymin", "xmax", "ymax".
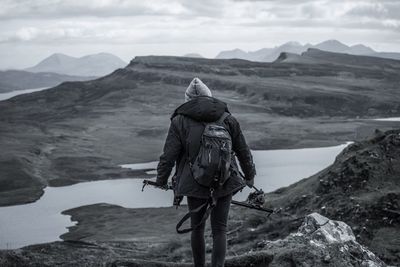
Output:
[
  {"xmin": 1, "ymin": 93, "xmax": 399, "ymax": 208},
  {"xmin": 0, "ymin": 141, "xmax": 350, "ymax": 250},
  {"xmin": 0, "ymin": 140, "xmax": 350, "ymax": 208},
  {"xmin": 0, "ymin": 168, "xmax": 152, "ymax": 208}
]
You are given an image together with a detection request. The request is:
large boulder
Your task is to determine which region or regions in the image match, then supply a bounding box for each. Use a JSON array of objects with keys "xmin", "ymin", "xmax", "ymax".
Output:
[{"xmin": 253, "ymin": 213, "xmax": 386, "ymax": 267}]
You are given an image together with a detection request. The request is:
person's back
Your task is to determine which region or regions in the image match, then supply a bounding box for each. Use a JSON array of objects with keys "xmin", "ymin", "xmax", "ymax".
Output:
[{"xmin": 156, "ymin": 77, "xmax": 256, "ymax": 267}]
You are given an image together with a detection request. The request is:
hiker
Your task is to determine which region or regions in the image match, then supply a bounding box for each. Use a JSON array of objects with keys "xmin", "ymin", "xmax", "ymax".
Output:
[{"xmin": 156, "ymin": 77, "xmax": 256, "ymax": 267}]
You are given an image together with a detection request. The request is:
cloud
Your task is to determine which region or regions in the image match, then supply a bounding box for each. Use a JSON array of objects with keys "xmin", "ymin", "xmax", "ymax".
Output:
[
  {"xmin": 0, "ymin": 27, "xmax": 79, "ymax": 43},
  {"xmin": 14, "ymin": 27, "xmax": 39, "ymax": 41},
  {"xmin": 0, "ymin": 0, "xmax": 399, "ymax": 46},
  {"xmin": 0, "ymin": 0, "xmax": 191, "ymax": 19},
  {"xmin": 300, "ymin": 2, "xmax": 328, "ymax": 19},
  {"xmin": 0, "ymin": 0, "xmax": 399, "ymax": 69},
  {"xmin": 346, "ymin": 3, "xmax": 388, "ymax": 19},
  {"xmin": 341, "ymin": 1, "xmax": 400, "ymax": 33},
  {"xmin": 0, "ymin": 0, "xmax": 231, "ymax": 20}
]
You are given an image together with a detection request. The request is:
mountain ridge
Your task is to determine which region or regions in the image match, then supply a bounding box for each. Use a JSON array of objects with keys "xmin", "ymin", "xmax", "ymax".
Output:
[
  {"xmin": 275, "ymin": 48, "xmax": 400, "ymax": 67},
  {"xmin": 182, "ymin": 53, "xmax": 204, "ymax": 58},
  {"xmin": 216, "ymin": 39, "xmax": 400, "ymax": 62},
  {"xmin": 25, "ymin": 52, "xmax": 127, "ymax": 77}
]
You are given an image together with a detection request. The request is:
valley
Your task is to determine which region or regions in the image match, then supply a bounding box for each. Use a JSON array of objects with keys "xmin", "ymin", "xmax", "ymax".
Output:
[{"xmin": 0, "ymin": 50, "xmax": 399, "ymax": 206}]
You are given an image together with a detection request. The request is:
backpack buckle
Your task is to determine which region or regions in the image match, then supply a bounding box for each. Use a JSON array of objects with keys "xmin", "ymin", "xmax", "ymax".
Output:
[{"xmin": 209, "ymin": 188, "xmax": 217, "ymax": 207}]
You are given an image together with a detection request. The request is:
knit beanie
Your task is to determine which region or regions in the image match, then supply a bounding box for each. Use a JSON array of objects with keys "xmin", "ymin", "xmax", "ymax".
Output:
[{"xmin": 185, "ymin": 77, "xmax": 212, "ymax": 102}]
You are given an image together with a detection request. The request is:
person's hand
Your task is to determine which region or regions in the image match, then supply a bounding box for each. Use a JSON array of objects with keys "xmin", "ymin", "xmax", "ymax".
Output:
[
  {"xmin": 173, "ymin": 195, "xmax": 183, "ymax": 206},
  {"xmin": 245, "ymin": 178, "xmax": 254, "ymax": 188},
  {"xmin": 155, "ymin": 179, "xmax": 168, "ymax": 189}
]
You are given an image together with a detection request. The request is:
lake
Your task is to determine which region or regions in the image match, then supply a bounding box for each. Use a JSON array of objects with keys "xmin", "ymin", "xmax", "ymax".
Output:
[
  {"xmin": 373, "ymin": 117, "xmax": 400, "ymax": 122},
  {"xmin": 0, "ymin": 142, "xmax": 350, "ymax": 249},
  {"xmin": 0, "ymin": 87, "xmax": 49, "ymax": 101}
]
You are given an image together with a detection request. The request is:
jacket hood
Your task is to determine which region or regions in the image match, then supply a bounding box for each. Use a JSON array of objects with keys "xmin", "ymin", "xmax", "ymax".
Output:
[{"xmin": 172, "ymin": 96, "xmax": 229, "ymax": 122}]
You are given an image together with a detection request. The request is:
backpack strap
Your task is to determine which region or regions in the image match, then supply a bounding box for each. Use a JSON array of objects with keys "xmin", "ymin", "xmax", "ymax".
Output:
[
  {"xmin": 176, "ymin": 192, "xmax": 217, "ymax": 234},
  {"xmin": 216, "ymin": 112, "xmax": 230, "ymax": 124}
]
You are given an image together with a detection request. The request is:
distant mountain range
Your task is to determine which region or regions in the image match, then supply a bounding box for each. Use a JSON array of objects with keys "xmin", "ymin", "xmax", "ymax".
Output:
[
  {"xmin": 0, "ymin": 70, "xmax": 94, "ymax": 93},
  {"xmin": 25, "ymin": 53, "xmax": 127, "ymax": 77},
  {"xmin": 275, "ymin": 48, "xmax": 400, "ymax": 68},
  {"xmin": 183, "ymin": 53, "xmax": 203, "ymax": 58},
  {"xmin": 215, "ymin": 40, "xmax": 400, "ymax": 62}
]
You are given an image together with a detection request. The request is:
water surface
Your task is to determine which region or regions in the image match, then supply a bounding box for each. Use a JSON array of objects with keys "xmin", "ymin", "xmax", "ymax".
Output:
[
  {"xmin": 0, "ymin": 143, "xmax": 350, "ymax": 249},
  {"xmin": 373, "ymin": 117, "xmax": 400, "ymax": 122},
  {"xmin": 0, "ymin": 87, "xmax": 49, "ymax": 101}
]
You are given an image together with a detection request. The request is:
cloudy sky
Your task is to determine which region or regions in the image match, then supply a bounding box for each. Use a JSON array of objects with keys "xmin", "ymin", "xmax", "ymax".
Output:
[{"xmin": 0, "ymin": 0, "xmax": 399, "ymax": 69}]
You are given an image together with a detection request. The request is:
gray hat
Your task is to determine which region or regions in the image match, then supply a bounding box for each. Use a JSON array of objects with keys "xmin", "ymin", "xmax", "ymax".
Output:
[{"xmin": 185, "ymin": 77, "xmax": 212, "ymax": 102}]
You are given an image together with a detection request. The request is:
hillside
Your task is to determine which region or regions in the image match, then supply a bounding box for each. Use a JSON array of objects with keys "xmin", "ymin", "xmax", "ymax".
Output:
[
  {"xmin": 0, "ymin": 212, "xmax": 386, "ymax": 266},
  {"xmin": 0, "ymin": 70, "xmax": 94, "ymax": 93},
  {"xmin": 0, "ymin": 54, "xmax": 399, "ymax": 206},
  {"xmin": 25, "ymin": 53, "xmax": 127, "ymax": 77},
  {"xmin": 0, "ymin": 131, "xmax": 396, "ymax": 266},
  {"xmin": 258, "ymin": 129, "xmax": 400, "ymax": 265}
]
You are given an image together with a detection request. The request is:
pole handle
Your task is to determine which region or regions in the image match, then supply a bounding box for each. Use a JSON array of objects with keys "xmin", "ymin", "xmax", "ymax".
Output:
[{"xmin": 142, "ymin": 179, "xmax": 172, "ymax": 191}]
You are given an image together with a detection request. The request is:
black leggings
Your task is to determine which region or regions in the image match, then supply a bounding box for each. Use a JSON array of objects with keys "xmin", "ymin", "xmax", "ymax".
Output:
[{"xmin": 187, "ymin": 194, "xmax": 232, "ymax": 267}]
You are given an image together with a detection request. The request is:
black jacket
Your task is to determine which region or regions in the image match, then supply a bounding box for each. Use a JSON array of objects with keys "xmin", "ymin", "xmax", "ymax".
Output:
[{"xmin": 156, "ymin": 96, "xmax": 256, "ymax": 199}]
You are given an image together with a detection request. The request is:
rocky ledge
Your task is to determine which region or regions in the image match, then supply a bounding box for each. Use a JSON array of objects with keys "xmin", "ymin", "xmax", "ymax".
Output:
[{"xmin": 0, "ymin": 213, "xmax": 386, "ymax": 267}]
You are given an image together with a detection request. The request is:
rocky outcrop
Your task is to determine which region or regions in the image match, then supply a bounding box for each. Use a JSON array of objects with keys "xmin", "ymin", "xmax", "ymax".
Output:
[
  {"xmin": 254, "ymin": 213, "xmax": 386, "ymax": 267},
  {"xmin": 110, "ymin": 213, "xmax": 385, "ymax": 267},
  {"xmin": 263, "ymin": 129, "xmax": 400, "ymax": 265}
]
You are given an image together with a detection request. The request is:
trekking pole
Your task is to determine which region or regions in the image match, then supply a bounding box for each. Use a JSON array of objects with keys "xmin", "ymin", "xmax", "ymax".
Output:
[
  {"xmin": 142, "ymin": 179, "xmax": 274, "ymax": 215},
  {"xmin": 142, "ymin": 179, "xmax": 172, "ymax": 191},
  {"xmin": 230, "ymin": 200, "xmax": 273, "ymax": 214},
  {"xmin": 252, "ymin": 185, "xmax": 261, "ymax": 192}
]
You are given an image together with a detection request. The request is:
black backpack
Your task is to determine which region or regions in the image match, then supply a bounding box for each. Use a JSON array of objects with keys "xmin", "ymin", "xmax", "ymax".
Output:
[
  {"xmin": 176, "ymin": 112, "xmax": 232, "ymax": 234},
  {"xmin": 189, "ymin": 112, "xmax": 232, "ymax": 189}
]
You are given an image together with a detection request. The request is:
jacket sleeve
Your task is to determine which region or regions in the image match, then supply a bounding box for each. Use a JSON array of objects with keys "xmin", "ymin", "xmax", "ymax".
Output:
[
  {"xmin": 227, "ymin": 115, "xmax": 256, "ymax": 180},
  {"xmin": 156, "ymin": 117, "xmax": 183, "ymax": 186}
]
